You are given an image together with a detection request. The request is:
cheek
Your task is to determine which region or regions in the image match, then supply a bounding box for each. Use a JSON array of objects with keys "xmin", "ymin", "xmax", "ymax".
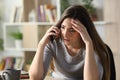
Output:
[
  {"xmin": 61, "ymin": 30, "xmax": 66, "ymax": 36},
  {"xmin": 73, "ymin": 33, "xmax": 81, "ymax": 39},
  {"xmin": 60, "ymin": 31, "xmax": 64, "ymax": 38},
  {"xmin": 71, "ymin": 32, "xmax": 79, "ymax": 36},
  {"xmin": 60, "ymin": 30, "xmax": 63, "ymax": 36}
]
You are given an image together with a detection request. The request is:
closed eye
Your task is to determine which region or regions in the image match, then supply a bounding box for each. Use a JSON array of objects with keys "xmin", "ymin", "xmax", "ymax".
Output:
[
  {"xmin": 69, "ymin": 28, "xmax": 75, "ymax": 32},
  {"xmin": 61, "ymin": 25, "xmax": 75, "ymax": 32},
  {"xmin": 61, "ymin": 25, "xmax": 65, "ymax": 29}
]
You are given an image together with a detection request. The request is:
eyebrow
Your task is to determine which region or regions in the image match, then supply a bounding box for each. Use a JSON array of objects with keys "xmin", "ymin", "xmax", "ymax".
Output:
[
  {"xmin": 61, "ymin": 24, "xmax": 73, "ymax": 28},
  {"xmin": 61, "ymin": 24, "xmax": 65, "ymax": 27}
]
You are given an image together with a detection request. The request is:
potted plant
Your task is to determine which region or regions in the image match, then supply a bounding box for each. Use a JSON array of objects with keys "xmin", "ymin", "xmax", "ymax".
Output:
[
  {"xmin": 81, "ymin": 0, "xmax": 97, "ymax": 21},
  {"xmin": 9, "ymin": 31, "xmax": 23, "ymax": 49}
]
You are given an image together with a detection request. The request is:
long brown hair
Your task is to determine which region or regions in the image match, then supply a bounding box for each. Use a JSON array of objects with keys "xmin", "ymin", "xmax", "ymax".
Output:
[{"xmin": 56, "ymin": 5, "xmax": 110, "ymax": 80}]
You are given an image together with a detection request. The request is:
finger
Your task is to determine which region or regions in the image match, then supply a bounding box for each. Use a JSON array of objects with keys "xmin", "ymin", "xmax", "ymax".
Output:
[
  {"xmin": 71, "ymin": 19, "xmax": 86, "ymax": 32},
  {"xmin": 71, "ymin": 19, "xmax": 85, "ymax": 28},
  {"xmin": 49, "ymin": 32, "xmax": 57, "ymax": 36},
  {"xmin": 51, "ymin": 26, "xmax": 60, "ymax": 34},
  {"xmin": 71, "ymin": 22, "xmax": 82, "ymax": 33},
  {"xmin": 49, "ymin": 31, "xmax": 59, "ymax": 39}
]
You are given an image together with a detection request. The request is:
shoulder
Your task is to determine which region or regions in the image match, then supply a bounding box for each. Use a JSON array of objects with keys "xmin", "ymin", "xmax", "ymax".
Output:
[
  {"xmin": 94, "ymin": 52, "xmax": 101, "ymax": 63},
  {"xmin": 44, "ymin": 39, "xmax": 63, "ymax": 53},
  {"xmin": 94, "ymin": 52, "xmax": 104, "ymax": 80},
  {"xmin": 46, "ymin": 39, "xmax": 62, "ymax": 48}
]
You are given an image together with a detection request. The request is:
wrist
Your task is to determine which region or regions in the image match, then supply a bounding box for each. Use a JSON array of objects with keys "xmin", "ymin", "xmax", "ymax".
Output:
[
  {"xmin": 86, "ymin": 40, "xmax": 93, "ymax": 45},
  {"xmin": 38, "ymin": 41, "xmax": 46, "ymax": 48},
  {"xmin": 86, "ymin": 41, "xmax": 93, "ymax": 49}
]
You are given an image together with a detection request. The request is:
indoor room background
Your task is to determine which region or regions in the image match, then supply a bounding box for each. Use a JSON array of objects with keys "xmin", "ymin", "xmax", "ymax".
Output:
[{"xmin": 0, "ymin": 0, "xmax": 120, "ymax": 80}]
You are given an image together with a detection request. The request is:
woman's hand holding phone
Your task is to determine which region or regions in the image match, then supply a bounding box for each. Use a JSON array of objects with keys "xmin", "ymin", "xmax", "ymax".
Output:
[{"xmin": 39, "ymin": 26, "xmax": 60, "ymax": 46}]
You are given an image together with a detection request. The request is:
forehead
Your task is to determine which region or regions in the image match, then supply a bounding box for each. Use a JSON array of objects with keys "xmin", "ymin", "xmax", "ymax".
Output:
[{"xmin": 61, "ymin": 18, "xmax": 72, "ymax": 27}]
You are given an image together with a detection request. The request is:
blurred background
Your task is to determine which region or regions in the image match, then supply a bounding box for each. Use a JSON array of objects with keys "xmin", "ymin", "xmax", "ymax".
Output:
[{"xmin": 0, "ymin": 0, "xmax": 120, "ymax": 80}]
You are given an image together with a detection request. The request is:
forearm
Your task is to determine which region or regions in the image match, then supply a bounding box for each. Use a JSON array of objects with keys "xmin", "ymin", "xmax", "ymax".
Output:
[
  {"xmin": 29, "ymin": 43, "xmax": 45, "ymax": 80},
  {"xmin": 84, "ymin": 42, "xmax": 99, "ymax": 80}
]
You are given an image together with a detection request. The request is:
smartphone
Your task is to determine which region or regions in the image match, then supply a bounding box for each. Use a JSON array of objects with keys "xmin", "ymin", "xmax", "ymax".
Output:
[
  {"xmin": 50, "ymin": 27, "xmax": 60, "ymax": 42},
  {"xmin": 50, "ymin": 31, "xmax": 56, "ymax": 42}
]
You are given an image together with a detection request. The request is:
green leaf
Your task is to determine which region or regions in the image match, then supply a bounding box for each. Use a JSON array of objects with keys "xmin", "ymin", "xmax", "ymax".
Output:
[{"xmin": 9, "ymin": 31, "xmax": 23, "ymax": 40}]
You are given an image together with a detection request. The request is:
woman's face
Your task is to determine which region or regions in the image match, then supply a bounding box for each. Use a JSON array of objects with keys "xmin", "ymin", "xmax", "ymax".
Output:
[{"xmin": 61, "ymin": 18, "xmax": 82, "ymax": 47}]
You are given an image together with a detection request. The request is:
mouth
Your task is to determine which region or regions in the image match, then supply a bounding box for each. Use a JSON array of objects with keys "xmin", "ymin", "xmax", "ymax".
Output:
[{"xmin": 63, "ymin": 39, "xmax": 70, "ymax": 42}]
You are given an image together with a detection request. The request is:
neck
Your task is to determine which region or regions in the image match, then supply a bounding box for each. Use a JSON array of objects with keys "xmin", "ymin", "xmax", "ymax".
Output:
[
  {"xmin": 65, "ymin": 42, "xmax": 84, "ymax": 56},
  {"xmin": 67, "ymin": 42, "xmax": 84, "ymax": 49}
]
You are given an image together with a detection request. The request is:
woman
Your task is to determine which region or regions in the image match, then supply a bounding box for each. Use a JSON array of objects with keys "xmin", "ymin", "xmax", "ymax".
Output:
[{"xmin": 29, "ymin": 5, "xmax": 110, "ymax": 80}]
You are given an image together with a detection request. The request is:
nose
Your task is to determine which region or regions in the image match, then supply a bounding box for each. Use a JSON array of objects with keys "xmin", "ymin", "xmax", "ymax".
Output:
[{"xmin": 63, "ymin": 29, "xmax": 69, "ymax": 38}]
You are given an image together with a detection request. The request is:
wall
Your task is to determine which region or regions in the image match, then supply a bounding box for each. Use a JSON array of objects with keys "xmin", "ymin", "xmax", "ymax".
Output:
[
  {"xmin": 0, "ymin": 0, "xmax": 23, "ymax": 38},
  {"xmin": 104, "ymin": 0, "xmax": 120, "ymax": 80},
  {"xmin": 1, "ymin": 1, "xmax": 119, "ymax": 79},
  {"xmin": 3, "ymin": 0, "xmax": 23, "ymax": 22}
]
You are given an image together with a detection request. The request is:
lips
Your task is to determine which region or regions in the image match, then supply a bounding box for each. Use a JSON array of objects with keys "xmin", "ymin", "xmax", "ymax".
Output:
[{"xmin": 64, "ymin": 39, "xmax": 70, "ymax": 42}]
